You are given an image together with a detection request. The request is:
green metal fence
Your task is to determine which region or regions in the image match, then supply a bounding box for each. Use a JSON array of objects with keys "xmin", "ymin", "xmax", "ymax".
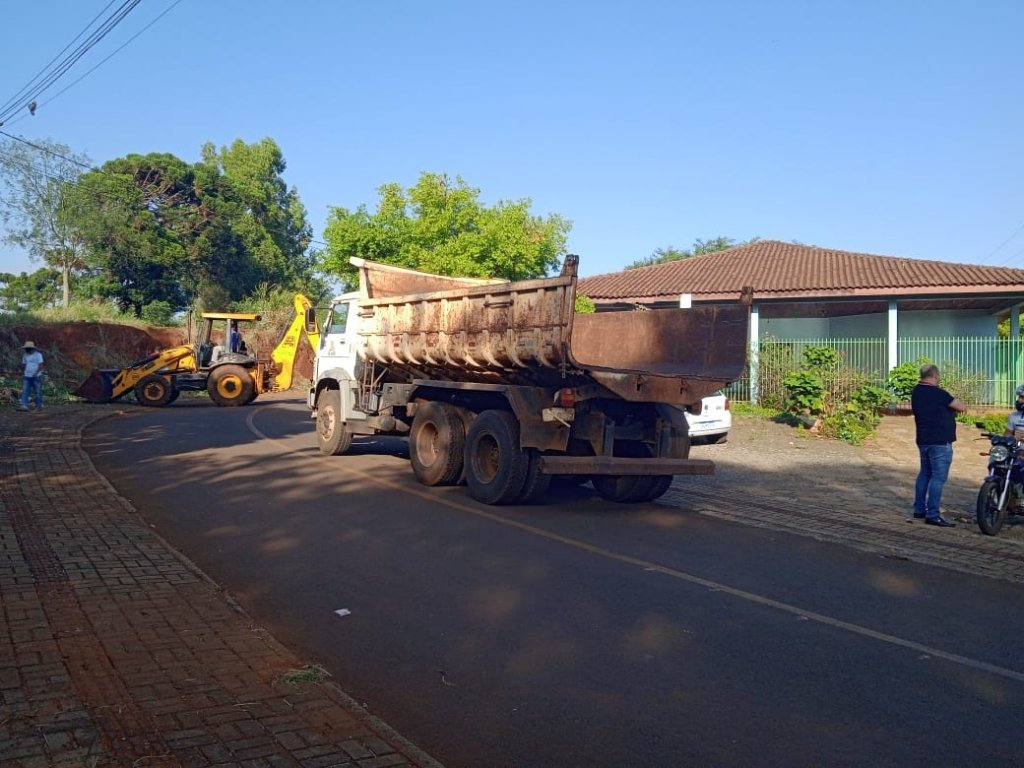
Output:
[{"xmin": 724, "ymin": 336, "xmax": 1024, "ymax": 408}]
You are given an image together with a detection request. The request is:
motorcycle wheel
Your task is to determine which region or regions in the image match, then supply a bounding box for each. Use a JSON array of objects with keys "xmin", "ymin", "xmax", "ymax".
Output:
[{"xmin": 976, "ymin": 479, "xmax": 1008, "ymax": 536}]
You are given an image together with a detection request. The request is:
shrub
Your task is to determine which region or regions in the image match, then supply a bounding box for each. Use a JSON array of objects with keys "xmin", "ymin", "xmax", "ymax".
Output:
[
  {"xmin": 885, "ymin": 358, "xmax": 928, "ymax": 402},
  {"xmin": 140, "ymin": 300, "xmax": 173, "ymax": 326},
  {"xmin": 972, "ymin": 412, "xmax": 1006, "ymax": 434},
  {"xmin": 782, "ymin": 369, "xmax": 825, "ymax": 414}
]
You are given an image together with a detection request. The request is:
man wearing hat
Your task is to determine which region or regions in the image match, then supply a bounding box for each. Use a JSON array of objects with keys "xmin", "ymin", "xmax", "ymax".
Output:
[{"xmin": 19, "ymin": 340, "xmax": 44, "ymax": 412}]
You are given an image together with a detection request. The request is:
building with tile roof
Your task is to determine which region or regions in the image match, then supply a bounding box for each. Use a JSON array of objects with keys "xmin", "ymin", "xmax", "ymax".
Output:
[{"xmin": 577, "ymin": 240, "xmax": 1024, "ymax": 404}]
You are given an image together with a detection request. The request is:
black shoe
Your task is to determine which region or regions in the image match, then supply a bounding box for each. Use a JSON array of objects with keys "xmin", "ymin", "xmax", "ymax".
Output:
[
  {"xmin": 925, "ymin": 516, "xmax": 956, "ymax": 528},
  {"xmin": 913, "ymin": 512, "xmax": 926, "ymax": 519}
]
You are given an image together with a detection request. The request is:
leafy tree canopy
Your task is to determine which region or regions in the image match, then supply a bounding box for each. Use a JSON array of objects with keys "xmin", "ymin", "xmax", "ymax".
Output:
[
  {"xmin": 626, "ymin": 236, "xmax": 759, "ymax": 270},
  {"xmin": 0, "ymin": 137, "xmax": 91, "ymax": 306},
  {"xmin": 60, "ymin": 138, "xmax": 316, "ymax": 315},
  {"xmin": 0, "ymin": 267, "xmax": 62, "ymax": 311},
  {"xmin": 321, "ymin": 172, "xmax": 571, "ymax": 288}
]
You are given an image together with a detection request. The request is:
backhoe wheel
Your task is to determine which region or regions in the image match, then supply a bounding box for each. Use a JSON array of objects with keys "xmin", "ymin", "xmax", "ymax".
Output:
[
  {"xmin": 207, "ymin": 365, "xmax": 255, "ymax": 407},
  {"xmin": 410, "ymin": 402, "xmax": 465, "ymax": 486},
  {"xmin": 976, "ymin": 479, "xmax": 1007, "ymax": 536},
  {"xmin": 464, "ymin": 410, "xmax": 529, "ymax": 505},
  {"xmin": 317, "ymin": 389, "xmax": 352, "ymax": 455},
  {"xmin": 134, "ymin": 374, "xmax": 175, "ymax": 407}
]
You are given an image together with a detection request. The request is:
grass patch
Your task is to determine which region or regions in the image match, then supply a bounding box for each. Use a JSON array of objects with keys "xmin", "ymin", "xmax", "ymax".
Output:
[
  {"xmin": 731, "ymin": 401, "xmax": 779, "ymax": 419},
  {"xmin": 278, "ymin": 664, "xmax": 329, "ymax": 685}
]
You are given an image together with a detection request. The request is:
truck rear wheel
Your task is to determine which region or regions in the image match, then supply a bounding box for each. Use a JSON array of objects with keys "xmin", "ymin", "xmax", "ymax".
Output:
[
  {"xmin": 592, "ymin": 441, "xmax": 659, "ymax": 503},
  {"xmin": 207, "ymin": 365, "xmax": 255, "ymax": 407},
  {"xmin": 465, "ymin": 410, "xmax": 529, "ymax": 505},
  {"xmin": 410, "ymin": 402, "xmax": 465, "ymax": 486},
  {"xmin": 134, "ymin": 374, "xmax": 175, "ymax": 407},
  {"xmin": 317, "ymin": 389, "xmax": 352, "ymax": 455},
  {"xmin": 518, "ymin": 449, "xmax": 553, "ymax": 503}
]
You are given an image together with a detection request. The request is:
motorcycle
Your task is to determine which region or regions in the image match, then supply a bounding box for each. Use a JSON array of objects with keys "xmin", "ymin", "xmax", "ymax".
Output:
[{"xmin": 976, "ymin": 432, "xmax": 1024, "ymax": 535}]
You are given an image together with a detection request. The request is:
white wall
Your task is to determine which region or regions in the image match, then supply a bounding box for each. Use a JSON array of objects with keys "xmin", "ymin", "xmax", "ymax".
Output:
[
  {"xmin": 756, "ymin": 309, "xmax": 998, "ymax": 339},
  {"xmin": 897, "ymin": 309, "xmax": 996, "ymax": 336},
  {"xmin": 759, "ymin": 317, "xmax": 829, "ymax": 338}
]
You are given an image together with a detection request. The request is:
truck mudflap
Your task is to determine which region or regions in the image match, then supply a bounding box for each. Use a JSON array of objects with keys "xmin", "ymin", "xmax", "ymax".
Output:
[
  {"xmin": 537, "ymin": 456, "xmax": 714, "ymax": 476},
  {"xmin": 72, "ymin": 369, "xmax": 122, "ymax": 403}
]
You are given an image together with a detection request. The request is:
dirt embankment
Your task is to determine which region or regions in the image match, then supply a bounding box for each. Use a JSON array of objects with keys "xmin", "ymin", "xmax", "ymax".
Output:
[{"xmin": 1, "ymin": 322, "xmax": 314, "ymax": 392}]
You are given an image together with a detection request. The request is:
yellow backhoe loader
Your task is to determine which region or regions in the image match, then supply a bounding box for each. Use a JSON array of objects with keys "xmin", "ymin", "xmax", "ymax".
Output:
[{"xmin": 73, "ymin": 294, "xmax": 319, "ymax": 407}]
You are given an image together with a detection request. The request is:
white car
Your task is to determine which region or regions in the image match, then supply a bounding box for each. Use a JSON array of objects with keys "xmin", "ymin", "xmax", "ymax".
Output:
[{"xmin": 685, "ymin": 390, "xmax": 731, "ymax": 444}]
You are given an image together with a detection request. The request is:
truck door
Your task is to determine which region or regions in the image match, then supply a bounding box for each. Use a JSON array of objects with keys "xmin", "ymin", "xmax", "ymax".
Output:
[{"xmin": 314, "ymin": 297, "xmax": 362, "ymax": 418}]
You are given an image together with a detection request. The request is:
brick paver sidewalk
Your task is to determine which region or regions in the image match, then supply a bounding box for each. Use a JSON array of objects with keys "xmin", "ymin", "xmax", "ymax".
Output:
[{"xmin": 0, "ymin": 404, "xmax": 442, "ymax": 768}]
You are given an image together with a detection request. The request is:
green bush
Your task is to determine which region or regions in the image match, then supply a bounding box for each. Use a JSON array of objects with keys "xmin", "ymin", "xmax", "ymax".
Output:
[
  {"xmin": 885, "ymin": 358, "xmax": 928, "ymax": 402},
  {"xmin": 972, "ymin": 412, "xmax": 1006, "ymax": 434},
  {"xmin": 140, "ymin": 300, "xmax": 173, "ymax": 325},
  {"xmin": 782, "ymin": 369, "xmax": 825, "ymax": 413}
]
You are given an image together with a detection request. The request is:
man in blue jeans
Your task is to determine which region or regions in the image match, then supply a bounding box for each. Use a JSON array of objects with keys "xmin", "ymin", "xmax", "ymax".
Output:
[{"xmin": 911, "ymin": 364, "xmax": 967, "ymax": 527}]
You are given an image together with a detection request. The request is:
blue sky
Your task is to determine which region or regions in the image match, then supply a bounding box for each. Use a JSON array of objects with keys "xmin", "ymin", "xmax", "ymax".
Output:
[{"xmin": 2, "ymin": 0, "xmax": 1022, "ymax": 279}]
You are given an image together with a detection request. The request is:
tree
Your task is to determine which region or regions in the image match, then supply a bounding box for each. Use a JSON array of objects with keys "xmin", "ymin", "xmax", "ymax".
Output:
[
  {"xmin": 199, "ymin": 138, "xmax": 314, "ymax": 296},
  {"xmin": 0, "ymin": 267, "xmax": 62, "ymax": 311},
  {"xmin": 321, "ymin": 172, "xmax": 571, "ymax": 287},
  {"xmin": 626, "ymin": 236, "xmax": 758, "ymax": 269},
  {"xmin": 62, "ymin": 155, "xmax": 192, "ymax": 315},
  {"xmin": 0, "ymin": 137, "xmax": 91, "ymax": 306},
  {"xmin": 61, "ymin": 138, "xmax": 316, "ymax": 315}
]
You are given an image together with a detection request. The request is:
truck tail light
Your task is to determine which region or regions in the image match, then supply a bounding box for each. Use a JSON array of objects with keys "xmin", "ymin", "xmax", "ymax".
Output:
[{"xmin": 557, "ymin": 388, "xmax": 576, "ymax": 407}]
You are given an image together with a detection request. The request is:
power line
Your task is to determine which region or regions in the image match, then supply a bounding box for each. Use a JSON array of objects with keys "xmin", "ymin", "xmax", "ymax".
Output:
[
  {"xmin": 0, "ymin": 130, "xmax": 93, "ymax": 170},
  {"xmin": 979, "ymin": 221, "xmax": 1024, "ymax": 265},
  {"xmin": 3, "ymin": 0, "xmax": 185, "ymax": 128},
  {"xmin": 0, "ymin": 1, "xmax": 119, "ymax": 118},
  {"xmin": 0, "ymin": 0, "xmax": 144, "ymax": 126}
]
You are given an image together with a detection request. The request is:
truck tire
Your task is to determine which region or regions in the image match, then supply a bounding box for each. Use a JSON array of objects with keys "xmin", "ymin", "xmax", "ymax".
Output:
[
  {"xmin": 643, "ymin": 475, "xmax": 674, "ymax": 501},
  {"xmin": 410, "ymin": 402, "xmax": 465, "ymax": 486},
  {"xmin": 592, "ymin": 441, "xmax": 658, "ymax": 503},
  {"xmin": 465, "ymin": 410, "xmax": 529, "ymax": 505},
  {"xmin": 518, "ymin": 449, "xmax": 553, "ymax": 503},
  {"xmin": 134, "ymin": 374, "xmax": 174, "ymax": 407},
  {"xmin": 207, "ymin": 365, "xmax": 255, "ymax": 407},
  {"xmin": 317, "ymin": 389, "xmax": 352, "ymax": 455}
]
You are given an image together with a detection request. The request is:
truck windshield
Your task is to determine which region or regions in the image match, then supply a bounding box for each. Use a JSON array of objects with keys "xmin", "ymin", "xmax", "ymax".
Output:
[{"xmin": 329, "ymin": 302, "xmax": 349, "ymax": 335}]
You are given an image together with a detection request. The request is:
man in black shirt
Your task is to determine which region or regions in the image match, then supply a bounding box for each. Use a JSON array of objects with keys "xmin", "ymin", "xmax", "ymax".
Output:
[{"xmin": 910, "ymin": 364, "xmax": 967, "ymax": 527}]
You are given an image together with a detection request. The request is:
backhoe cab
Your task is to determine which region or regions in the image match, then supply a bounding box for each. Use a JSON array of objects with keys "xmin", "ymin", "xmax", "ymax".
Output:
[{"xmin": 73, "ymin": 296, "xmax": 316, "ymax": 407}]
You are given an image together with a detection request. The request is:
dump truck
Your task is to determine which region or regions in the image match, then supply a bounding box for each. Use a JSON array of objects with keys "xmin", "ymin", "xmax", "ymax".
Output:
[
  {"xmin": 74, "ymin": 295, "xmax": 318, "ymax": 407},
  {"xmin": 306, "ymin": 255, "xmax": 750, "ymax": 505}
]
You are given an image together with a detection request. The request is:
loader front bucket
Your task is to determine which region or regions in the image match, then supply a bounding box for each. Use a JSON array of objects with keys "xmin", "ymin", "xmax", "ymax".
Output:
[{"xmin": 72, "ymin": 369, "xmax": 119, "ymax": 403}]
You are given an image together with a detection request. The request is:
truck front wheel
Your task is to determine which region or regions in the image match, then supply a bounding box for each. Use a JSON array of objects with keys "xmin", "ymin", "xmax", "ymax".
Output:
[
  {"xmin": 410, "ymin": 402, "xmax": 465, "ymax": 486},
  {"xmin": 465, "ymin": 410, "xmax": 529, "ymax": 505},
  {"xmin": 317, "ymin": 389, "xmax": 353, "ymax": 455}
]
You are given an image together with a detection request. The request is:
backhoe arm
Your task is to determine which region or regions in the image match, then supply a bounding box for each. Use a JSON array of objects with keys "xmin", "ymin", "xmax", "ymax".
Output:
[{"xmin": 269, "ymin": 294, "xmax": 320, "ymax": 392}]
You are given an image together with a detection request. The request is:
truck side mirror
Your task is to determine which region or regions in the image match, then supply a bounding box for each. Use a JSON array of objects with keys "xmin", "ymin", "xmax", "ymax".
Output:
[{"xmin": 304, "ymin": 307, "xmax": 318, "ymax": 335}]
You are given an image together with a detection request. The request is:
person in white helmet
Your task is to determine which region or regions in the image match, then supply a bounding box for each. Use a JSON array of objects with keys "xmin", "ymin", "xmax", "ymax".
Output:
[
  {"xmin": 1005, "ymin": 384, "xmax": 1024, "ymax": 437},
  {"xmin": 18, "ymin": 340, "xmax": 44, "ymax": 412}
]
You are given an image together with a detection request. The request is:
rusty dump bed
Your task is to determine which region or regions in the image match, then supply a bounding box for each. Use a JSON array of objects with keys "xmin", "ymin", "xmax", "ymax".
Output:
[{"xmin": 353, "ymin": 255, "xmax": 749, "ymax": 405}]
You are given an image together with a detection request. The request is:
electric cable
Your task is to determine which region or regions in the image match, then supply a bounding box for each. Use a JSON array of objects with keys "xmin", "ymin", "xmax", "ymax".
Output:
[
  {"xmin": 0, "ymin": 0, "xmax": 143, "ymax": 126},
  {"xmin": 0, "ymin": 1, "xmax": 119, "ymax": 118},
  {"xmin": 3, "ymin": 0, "xmax": 185, "ymax": 129}
]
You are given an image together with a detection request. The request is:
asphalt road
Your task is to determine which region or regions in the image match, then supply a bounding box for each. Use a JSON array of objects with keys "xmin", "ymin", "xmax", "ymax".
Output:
[{"xmin": 84, "ymin": 395, "xmax": 1024, "ymax": 768}]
